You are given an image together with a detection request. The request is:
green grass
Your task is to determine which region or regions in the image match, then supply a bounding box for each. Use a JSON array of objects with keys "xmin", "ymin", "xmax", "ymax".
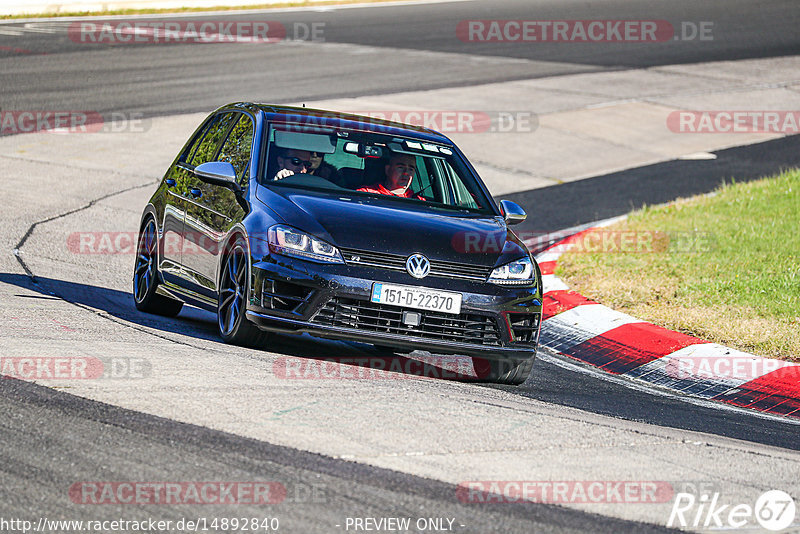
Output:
[
  {"xmin": 0, "ymin": 0, "xmax": 395, "ymax": 19},
  {"xmin": 556, "ymin": 169, "xmax": 800, "ymax": 361}
]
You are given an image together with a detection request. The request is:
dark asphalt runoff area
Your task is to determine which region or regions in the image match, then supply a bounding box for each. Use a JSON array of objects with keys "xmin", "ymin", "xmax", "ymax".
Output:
[
  {"xmin": 510, "ymin": 135, "xmax": 800, "ymax": 238},
  {"xmin": 2, "ymin": 0, "xmax": 800, "ymax": 115},
  {"xmin": 2, "ymin": 1, "xmax": 800, "ymax": 532}
]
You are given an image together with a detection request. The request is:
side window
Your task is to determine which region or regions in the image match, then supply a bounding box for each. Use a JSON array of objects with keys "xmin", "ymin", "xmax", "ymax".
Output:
[
  {"xmin": 449, "ymin": 168, "xmax": 479, "ymax": 208},
  {"xmin": 181, "ymin": 120, "xmax": 213, "ymax": 163},
  {"xmin": 437, "ymin": 159, "xmax": 479, "ymax": 208},
  {"xmin": 218, "ymin": 114, "xmax": 254, "ymax": 183},
  {"xmin": 412, "ymin": 156, "xmax": 435, "ymax": 199},
  {"xmin": 189, "ymin": 112, "xmax": 237, "ymax": 167}
]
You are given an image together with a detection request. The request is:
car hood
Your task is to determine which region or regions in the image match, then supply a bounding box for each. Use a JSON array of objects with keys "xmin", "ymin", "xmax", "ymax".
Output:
[{"xmin": 259, "ymin": 187, "xmax": 528, "ymax": 268}]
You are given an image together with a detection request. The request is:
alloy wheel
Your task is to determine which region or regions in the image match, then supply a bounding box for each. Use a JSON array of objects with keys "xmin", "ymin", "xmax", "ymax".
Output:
[
  {"xmin": 219, "ymin": 244, "xmax": 247, "ymax": 336},
  {"xmin": 134, "ymin": 220, "xmax": 157, "ymax": 304}
]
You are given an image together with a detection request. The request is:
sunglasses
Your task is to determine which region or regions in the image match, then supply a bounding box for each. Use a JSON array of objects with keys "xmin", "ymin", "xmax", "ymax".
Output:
[{"xmin": 287, "ymin": 157, "xmax": 312, "ymax": 168}]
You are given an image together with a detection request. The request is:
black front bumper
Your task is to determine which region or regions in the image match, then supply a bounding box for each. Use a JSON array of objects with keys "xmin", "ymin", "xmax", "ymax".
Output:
[{"xmin": 245, "ymin": 256, "xmax": 542, "ymax": 360}]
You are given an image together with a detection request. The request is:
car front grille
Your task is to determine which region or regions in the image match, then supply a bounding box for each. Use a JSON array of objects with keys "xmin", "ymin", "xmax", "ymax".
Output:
[
  {"xmin": 311, "ymin": 297, "xmax": 502, "ymax": 346},
  {"xmin": 339, "ymin": 248, "xmax": 491, "ymax": 281}
]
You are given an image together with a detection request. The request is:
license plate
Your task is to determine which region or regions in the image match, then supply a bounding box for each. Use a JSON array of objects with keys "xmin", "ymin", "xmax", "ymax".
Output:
[{"xmin": 370, "ymin": 283, "xmax": 462, "ymax": 315}]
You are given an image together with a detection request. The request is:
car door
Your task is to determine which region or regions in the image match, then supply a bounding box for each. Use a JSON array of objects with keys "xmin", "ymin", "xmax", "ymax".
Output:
[
  {"xmin": 159, "ymin": 115, "xmax": 216, "ymax": 281},
  {"xmin": 182, "ymin": 112, "xmax": 253, "ymax": 300}
]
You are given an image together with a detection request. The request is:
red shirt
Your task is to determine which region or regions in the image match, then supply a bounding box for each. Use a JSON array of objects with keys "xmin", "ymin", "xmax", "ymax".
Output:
[{"xmin": 356, "ymin": 183, "xmax": 426, "ymax": 201}]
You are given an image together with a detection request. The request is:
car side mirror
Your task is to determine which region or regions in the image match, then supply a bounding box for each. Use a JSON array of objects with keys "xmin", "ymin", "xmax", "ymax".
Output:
[
  {"xmin": 193, "ymin": 161, "xmax": 239, "ymax": 189},
  {"xmin": 499, "ymin": 200, "xmax": 527, "ymax": 225}
]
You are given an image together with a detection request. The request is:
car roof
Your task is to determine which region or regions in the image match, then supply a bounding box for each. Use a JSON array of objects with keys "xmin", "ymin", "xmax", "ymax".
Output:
[{"xmin": 217, "ymin": 102, "xmax": 454, "ymax": 145}]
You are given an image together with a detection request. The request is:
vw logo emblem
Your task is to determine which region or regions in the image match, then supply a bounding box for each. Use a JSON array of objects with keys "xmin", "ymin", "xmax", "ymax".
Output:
[{"xmin": 406, "ymin": 254, "xmax": 430, "ymax": 279}]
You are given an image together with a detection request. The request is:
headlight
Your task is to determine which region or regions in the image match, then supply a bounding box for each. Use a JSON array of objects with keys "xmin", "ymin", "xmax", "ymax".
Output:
[
  {"xmin": 488, "ymin": 256, "xmax": 536, "ymax": 285},
  {"xmin": 267, "ymin": 225, "xmax": 343, "ymax": 264}
]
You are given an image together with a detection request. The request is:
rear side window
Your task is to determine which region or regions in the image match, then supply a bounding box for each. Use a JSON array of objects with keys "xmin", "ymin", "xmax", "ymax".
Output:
[
  {"xmin": 181, "ymin": 119, "xmax": 212, "ymax": 163},
  {"xmin": 217, "ymin": 114, "xmax": 254, "ymax": 183},
  {"xmin": 188, "ymin": 112, "xmax": 237, "ymax": 166}
]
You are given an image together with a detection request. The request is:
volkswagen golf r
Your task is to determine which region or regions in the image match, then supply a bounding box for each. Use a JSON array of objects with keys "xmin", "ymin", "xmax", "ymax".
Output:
[{"xmin": 134, "ymin": 103, "xmax": 543, "ymax": 384}]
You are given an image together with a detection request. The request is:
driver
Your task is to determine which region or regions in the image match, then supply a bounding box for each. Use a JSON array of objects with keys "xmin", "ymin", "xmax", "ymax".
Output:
[
  {"xmin": 357, "ymin": 154, "xmax": 425, "ymax": 200},
  {"xmin": 272, "ymin": 148, "xmax": 312, "ymax": 180}
]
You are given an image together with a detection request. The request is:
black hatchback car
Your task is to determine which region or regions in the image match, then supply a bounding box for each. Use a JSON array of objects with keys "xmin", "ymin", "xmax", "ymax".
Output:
[{"xmin": 134, "ymin": 103, "xmax": 542, "ymax": 384}]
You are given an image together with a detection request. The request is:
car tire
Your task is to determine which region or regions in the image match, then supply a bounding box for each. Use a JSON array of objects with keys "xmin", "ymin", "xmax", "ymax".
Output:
[
  {"xmin": 133, "ymin": 218, "xmax": 183, "ymax": 317},
  {"xmin": 218, "ymin": 236, "xmax": 270, "ymax": 348},
  {"xmin": 472, "ymin": 356, "xmax": 535, "ymax": 385}
]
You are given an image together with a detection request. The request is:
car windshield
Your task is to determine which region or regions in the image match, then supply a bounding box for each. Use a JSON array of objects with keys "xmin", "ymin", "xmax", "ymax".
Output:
[{"xmin": 261, "ymin": 124, "xmax": 495, "ymax": 215}]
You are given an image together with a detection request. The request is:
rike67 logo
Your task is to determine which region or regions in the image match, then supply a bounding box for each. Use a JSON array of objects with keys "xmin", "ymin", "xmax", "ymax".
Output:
[{"xmin": 668, "ymin": 490, "xmax": 796, "ymax": 531}]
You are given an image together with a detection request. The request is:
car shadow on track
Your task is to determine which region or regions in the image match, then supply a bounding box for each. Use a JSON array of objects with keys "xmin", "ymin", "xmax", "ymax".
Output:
[
  {"xmin": 1, "ymin": 272, "xmax": 223, "ymax": 341},
  {"xmin": 0, "ymin": 272, "xmax": 487, "ymax": 381}
]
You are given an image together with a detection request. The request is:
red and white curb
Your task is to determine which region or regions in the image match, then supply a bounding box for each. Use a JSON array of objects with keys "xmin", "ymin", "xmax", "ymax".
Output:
[{"xmin": 531, "ymin": 229, "xmax": 800, "ymax": 420}]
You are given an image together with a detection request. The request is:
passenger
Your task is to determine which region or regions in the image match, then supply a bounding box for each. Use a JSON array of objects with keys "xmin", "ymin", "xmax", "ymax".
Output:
[
  {"xmin": 357, "ymin": 154, "xmax": 425, "ymax": 200},
  {"xmin": 272, "ymin": 148, "xmax": 312, "ymax": 180},
  {"xmin": 308, "ymin": 151, "xmax": 341, "ymax": 183}
]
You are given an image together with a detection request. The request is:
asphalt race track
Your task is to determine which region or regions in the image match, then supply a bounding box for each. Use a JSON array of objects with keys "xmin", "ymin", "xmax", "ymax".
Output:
[
  {"xmin": 3, "ymin": 0, "xmax": 800, "ymax": 115},
  {"xmin": 2, "ymin": 1, "xmax": 800, "ymax": 533}
]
